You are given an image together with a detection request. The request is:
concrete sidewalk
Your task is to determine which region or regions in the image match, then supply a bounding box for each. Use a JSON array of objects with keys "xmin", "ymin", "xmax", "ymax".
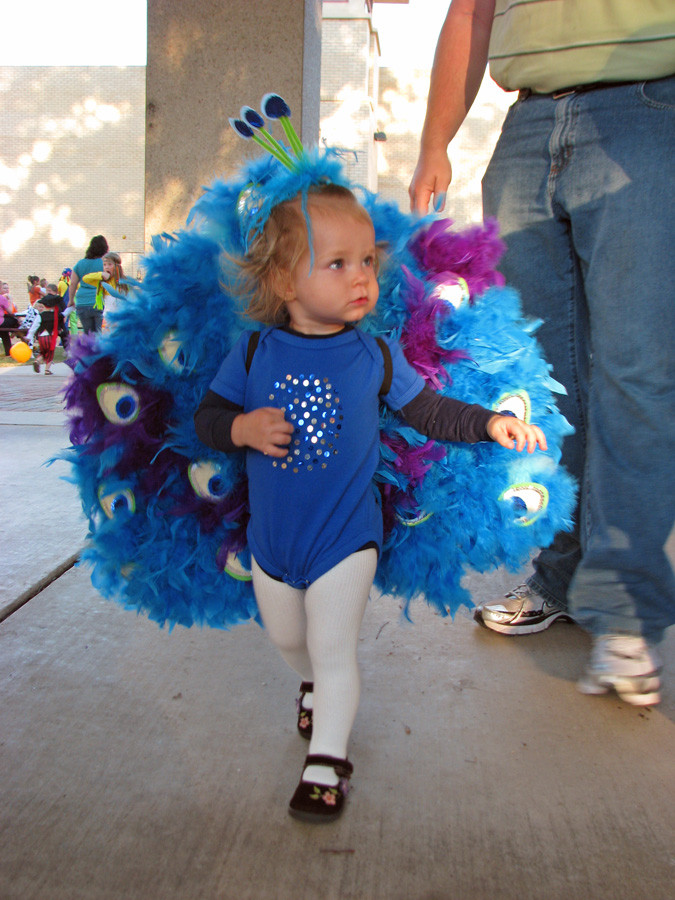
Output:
[
  {"xmin": 1, "ymin": 361, "xmax": 673, "ymax": 900},
  {"xmin": 0, "ymin": 361, "xmax": 85, "ymax": 618}
]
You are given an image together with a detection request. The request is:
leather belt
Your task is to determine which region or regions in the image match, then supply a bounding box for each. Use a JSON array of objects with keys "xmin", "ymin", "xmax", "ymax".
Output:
[{"xmin": 518, "ymin": 80, "xmax": 638, "ymax": 101}]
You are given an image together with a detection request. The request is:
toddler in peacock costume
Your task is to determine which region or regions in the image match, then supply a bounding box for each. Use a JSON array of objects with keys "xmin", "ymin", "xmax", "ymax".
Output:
[{"xmin": 63, "ymin": 95, "xmax": 575, "ymax": 821}]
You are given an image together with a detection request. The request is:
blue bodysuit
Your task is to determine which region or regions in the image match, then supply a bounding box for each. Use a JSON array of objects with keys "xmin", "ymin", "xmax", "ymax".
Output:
[{"xmin": 208, "ymin": 326, "xmax": 424, "ymax": 587}]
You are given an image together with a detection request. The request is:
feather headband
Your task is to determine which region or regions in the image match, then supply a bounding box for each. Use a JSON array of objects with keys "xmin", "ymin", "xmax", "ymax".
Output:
[{"xmin": 227, "ymin": 93, "xmax": 354, "ymax": 250}]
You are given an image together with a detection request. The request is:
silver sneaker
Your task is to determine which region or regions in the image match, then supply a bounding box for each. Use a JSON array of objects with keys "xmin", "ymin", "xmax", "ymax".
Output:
[
  {"xmin": 577, "ymin": 634, "xmax": 662, "ymax": 706},
  {"xmin": 474, "ymin": 584, "xmax": 574, "ymax": 635}
]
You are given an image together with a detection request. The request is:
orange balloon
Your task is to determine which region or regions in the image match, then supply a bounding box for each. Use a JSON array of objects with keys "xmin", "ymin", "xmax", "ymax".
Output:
[{"xmin": 9, "ymin": 342, "xmax": 32, "ymax": 364}]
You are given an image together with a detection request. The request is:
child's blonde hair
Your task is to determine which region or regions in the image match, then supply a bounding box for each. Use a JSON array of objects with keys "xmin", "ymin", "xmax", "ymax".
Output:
[
  {"xmin": 103, "ymin": 251, "xmax": 128, "ymax": 294},
  {"xmin": 237, "ymin": 183, "xmax": 376, "ymax": 326}
]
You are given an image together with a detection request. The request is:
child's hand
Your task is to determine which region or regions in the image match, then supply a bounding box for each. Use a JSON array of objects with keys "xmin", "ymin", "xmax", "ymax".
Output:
[
  {"xmin": 487, "ymin": 415, "xmax": 547, "ymax": 453},
  {"xmin": 231, "ymin": 407, "xmax": 293, "ymax": 457}
]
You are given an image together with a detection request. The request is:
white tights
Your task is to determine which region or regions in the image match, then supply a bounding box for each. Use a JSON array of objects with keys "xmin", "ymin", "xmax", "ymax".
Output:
[{"xmin": 252, "ymin": 549, "xmax": 377, "ymax": 784}]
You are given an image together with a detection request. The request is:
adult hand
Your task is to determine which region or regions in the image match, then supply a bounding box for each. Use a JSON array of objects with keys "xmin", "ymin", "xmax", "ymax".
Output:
[
  {"xmin": 231, "ymin": 407, "xmax": 294, "ymax": 457},
  {"xmin": 409, "ymin": 146, "xmax": 452, "ymax": 215},
  {"xmin": 487, "ymin": 415, "xmax": 548, "ymax": 453}
]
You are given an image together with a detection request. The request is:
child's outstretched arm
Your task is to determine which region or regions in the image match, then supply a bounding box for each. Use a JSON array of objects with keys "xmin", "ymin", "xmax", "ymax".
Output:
[
  {"xmin": 399, "ymin": 385, "xmax": 547, "ymax": 452},
  {"xmin": 194, "ymin": 390, "xmax": 292, "ymax": 456}
]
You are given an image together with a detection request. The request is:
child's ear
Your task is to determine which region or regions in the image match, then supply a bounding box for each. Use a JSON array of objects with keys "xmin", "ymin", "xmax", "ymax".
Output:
[{"xmin": 272, "ymin": 267, "xmax": 295, "ymax": 303}]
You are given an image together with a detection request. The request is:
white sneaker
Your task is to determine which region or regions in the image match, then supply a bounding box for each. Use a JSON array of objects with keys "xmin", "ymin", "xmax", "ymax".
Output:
[
  {"xmin": 577, "ymin": 634, "xmax": 662, "ymax": 706},
  {"xmin": 474, "ymin": 584, "xmax": 573, "ymax": 635}
]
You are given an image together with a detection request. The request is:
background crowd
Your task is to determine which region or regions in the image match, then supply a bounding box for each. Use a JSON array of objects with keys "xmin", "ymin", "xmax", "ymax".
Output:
[{"xmin": 1, "ymin": 234, "xmax": 128, "ymax": 371}]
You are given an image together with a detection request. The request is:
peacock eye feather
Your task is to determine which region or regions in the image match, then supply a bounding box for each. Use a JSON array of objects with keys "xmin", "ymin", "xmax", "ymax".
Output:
[
  {"xmin": 500, "ymin": 483, "xmax": 549, "ymax": 526},
  {"xmin": 96, "ymin": 383, "xmax": 141, "ymax": 425},
  {"xmin": 158, "ymin": 333, "xmax": 187, "ymax": 373},
  {"xmin": 494, "ymin": 390, "xmax": 532, "ymax": 423},
  {"xmin": 98, "ymin": 486, "xmax": 136, "ymax": 519},
  {"xmin": 261, "ymin": 93, "xmax": 291, "ymax": 119},
  {"xmin": 223, "ymin": 551, "xmax": 252, "ymax": 582},
  {"xmin": 430, "ymin": 276, "xmax": 470, "ymax": 310},
  {"xmin": 229, "ymin": 118, "xmax": 255, "ymax": 139},
  {"xmin": 395, "ymin": 509, "xmax": 434, "ymax": 527},
  {"xmin": 241, "ymin": 106, "xmax": 265, "ymax": 129},
  {"xmin": 188, "ymin": 460, "xmax": 230, "ymax": 502}
]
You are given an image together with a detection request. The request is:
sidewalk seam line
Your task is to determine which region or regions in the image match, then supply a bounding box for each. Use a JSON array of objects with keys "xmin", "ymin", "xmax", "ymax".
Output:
[{"xmin": 0, "ymin": 551, "xmax": 82, "ymax": 623}]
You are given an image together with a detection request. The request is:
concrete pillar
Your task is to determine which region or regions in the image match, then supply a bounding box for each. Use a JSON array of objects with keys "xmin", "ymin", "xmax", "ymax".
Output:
[{"xmin": 145, "ymin": 0, "xmax": 321, "ymax": 241}]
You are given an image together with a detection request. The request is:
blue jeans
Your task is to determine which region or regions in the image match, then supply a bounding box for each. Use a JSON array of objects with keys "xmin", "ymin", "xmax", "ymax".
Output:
[
  {"xmin": 77, "ymin": 306, "xmax": 103, "ymax": 334},
  {"xmin": 482, "ymin": 77, "xmax": 675, "ymax": 641}
]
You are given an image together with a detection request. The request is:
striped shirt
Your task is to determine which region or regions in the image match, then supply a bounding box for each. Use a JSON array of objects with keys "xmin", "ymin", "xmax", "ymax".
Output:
[{"xmin": 489, "ymin": 0, "xmax": 675, "ymax": 94}]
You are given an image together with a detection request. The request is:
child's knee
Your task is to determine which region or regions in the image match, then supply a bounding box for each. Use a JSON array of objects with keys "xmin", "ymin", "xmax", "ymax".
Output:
[{"xmin": 267, "ymin": 630, "xmax": 307, "ymax": 657}]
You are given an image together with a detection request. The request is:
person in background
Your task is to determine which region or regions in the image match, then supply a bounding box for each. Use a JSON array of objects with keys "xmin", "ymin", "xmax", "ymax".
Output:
[
  {"xmin": 29, "ymin": 284, "xmax": 67, "ymax": 374},
  {"xmin": 27, "ymin": 276, "xmax": 43, "ymax": 307},
  {"xmin": 0, "ymin": 283, "xmax": 20, "ymax": 357},
  {"xmin": 409, "ymin": 0, "xmax": 674, "ymax": 706},
  {"xmin": 67, "ymin": 235, "xmax": 109, "ymax": 333},
  {"xmin": 57, "ymin": 268, "xmax": 71, "ymax": 306},
  {"xmin": 58, "ymin": 267, "xmax": 77, "ymax": 336},
  {"xmin": 82, "ymin": 251, "xmax": 128, "ymax": 324}
]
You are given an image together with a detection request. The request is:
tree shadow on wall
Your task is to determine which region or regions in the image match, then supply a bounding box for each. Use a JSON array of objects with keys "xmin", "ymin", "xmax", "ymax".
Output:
[{"xmin": 0, "ymin": 65, "xmax": 146, "ymax": 294}]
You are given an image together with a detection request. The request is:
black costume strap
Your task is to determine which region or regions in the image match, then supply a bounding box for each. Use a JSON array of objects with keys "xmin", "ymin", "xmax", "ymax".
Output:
[
  {"xmin": 375, "ymin": 337, "xmax": 392, "ymax": 396},
  {"xmin": 245, "ymin": 330, "xmax": 261, "ymax": 373}
]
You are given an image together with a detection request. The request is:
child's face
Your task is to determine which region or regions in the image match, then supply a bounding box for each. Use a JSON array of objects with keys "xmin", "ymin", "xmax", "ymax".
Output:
[
  {"xmin": 103, "ymin": 258, "xmax": 115, "ymax": 276},
  {"xmin": 284, "ymin": 208, "xmax": 379, "ymax": 334}
]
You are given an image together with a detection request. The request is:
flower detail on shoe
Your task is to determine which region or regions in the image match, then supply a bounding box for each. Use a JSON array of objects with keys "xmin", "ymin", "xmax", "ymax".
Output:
[{"xmin": 311, "ymin": 786, "xmax": 338, "ymax": 806}]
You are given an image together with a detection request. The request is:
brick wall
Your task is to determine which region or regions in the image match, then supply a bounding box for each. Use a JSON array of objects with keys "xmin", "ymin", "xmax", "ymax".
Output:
[{"xmin": 0, "ymin": 66, "xmax": 146, "ymax": 306}]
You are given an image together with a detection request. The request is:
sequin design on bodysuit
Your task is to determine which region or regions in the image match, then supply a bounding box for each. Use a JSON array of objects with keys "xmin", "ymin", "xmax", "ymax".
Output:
[{"xmin": 268, "ymin": 373, "xmax": 343, "ymax": 473}]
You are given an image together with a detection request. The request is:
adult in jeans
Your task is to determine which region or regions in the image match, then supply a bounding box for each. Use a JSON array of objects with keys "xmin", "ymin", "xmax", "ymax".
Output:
[
  {"xmin": 409, "ymin": 0, "xmax": 674, "ymax": 705},
  {"xmin": 67, "ymin": 234, "xmax": 108, "ymax": 333}
]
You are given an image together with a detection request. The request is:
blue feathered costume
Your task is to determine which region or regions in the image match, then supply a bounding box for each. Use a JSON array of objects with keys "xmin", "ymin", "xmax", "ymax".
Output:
[{"xmin": 62, "ymin": 95, "xmax": 576, "ymax": 630}]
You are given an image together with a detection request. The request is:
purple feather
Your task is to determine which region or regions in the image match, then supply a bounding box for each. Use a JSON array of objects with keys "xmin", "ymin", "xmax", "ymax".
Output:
[
  {"xmin": 379, "ymin": 435, "xmax": 446, "ymax": 541},
  {"xmin": 398, "ymin": 267, "xmax": 469, "ymax": 389},
  {"xmin": 410, "ymin": 218, "xmax": 506, "ymax": 301}
]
